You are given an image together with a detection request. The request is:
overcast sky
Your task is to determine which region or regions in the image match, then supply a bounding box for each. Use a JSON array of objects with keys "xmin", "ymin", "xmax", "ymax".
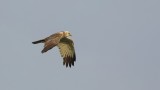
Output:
[{"xmin": 0, "ymin": 0, "xmax": 160, "ymax": 90}]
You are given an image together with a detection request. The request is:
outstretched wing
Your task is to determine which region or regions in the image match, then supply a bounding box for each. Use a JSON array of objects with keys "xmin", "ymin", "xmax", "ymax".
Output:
[
  {"xmin": 42, "ymin": 33, "xmax": 63, "ymax": 53},
  {"xmin": 57, "ymin": 37, "xmax": 76, "ymax": 67}
]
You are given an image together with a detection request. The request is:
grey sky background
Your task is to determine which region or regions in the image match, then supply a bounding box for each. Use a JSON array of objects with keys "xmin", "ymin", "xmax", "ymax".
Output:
[{"xmin": 0, "ymin": 0, "xmax": 160, "ymax": 90}]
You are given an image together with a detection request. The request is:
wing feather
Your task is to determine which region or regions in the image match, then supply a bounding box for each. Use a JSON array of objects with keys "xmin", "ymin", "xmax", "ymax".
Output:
[
  {"xmin": 42, "ymin": 33, "xmax": 63, "ymax": 53},
  {"xmin": 57, "ymin": 37, "xmax": 76, "ymax": 67}
]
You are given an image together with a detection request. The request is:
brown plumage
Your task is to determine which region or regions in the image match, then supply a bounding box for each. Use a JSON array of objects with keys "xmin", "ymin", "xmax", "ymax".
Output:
[{"xmin": 32, "ymin": 31, "xmax": 76, "ymax": 68}]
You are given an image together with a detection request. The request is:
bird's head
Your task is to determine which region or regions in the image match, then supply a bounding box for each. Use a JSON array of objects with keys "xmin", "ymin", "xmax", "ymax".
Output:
[{"xmin": 64, "ymin": 31, "xmax": 72, "ymax": 37}]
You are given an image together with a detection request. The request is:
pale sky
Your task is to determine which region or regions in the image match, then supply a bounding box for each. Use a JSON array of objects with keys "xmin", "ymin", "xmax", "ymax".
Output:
[{"xmin": 0, "ymin": 0, "xmax": 160, "ymax": 90}]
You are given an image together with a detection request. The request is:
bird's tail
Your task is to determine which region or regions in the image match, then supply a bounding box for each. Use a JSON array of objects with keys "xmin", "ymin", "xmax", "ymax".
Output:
[{"xmin": 32, "ymin": 39, "xmax": 45, "ymax": 44}]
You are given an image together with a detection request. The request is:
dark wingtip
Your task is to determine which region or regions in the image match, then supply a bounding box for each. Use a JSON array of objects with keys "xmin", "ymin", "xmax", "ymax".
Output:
[
  {"xmin": 32, "ymin": 39, "xmax": 45, "ymax": 44},
  {"xmin": 41, "ymin": 50, "xmax": 46, "ymax": 54},
  {"xmin": 63, "ymin": 55, "xmax": 76, "ymax": 68},
  {"xmin": 32, "ymin": 42, "xmax": 36, "ymax": 44}
]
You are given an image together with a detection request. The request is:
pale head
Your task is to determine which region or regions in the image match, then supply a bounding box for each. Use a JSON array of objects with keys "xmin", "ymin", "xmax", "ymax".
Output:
[{"xmin": 64, "ymin": 31, "xmax": 72, "ymax": 37}]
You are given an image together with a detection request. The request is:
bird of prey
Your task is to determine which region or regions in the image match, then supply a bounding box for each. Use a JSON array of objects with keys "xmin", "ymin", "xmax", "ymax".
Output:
[{"xmin": 32, "ymin": 31, "xmax": 76, "ymax": 67}]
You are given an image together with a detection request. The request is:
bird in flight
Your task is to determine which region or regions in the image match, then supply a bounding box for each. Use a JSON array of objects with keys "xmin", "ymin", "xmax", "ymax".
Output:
[{"xmin": 32, "ymin": 31, "xmax": 76, "ymax": 67}]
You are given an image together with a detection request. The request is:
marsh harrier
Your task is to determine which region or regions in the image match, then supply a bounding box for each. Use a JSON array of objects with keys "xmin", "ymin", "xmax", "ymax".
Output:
[{"xmin": 32, "ymin": 31, "xmax": 76, "ymax": 67}]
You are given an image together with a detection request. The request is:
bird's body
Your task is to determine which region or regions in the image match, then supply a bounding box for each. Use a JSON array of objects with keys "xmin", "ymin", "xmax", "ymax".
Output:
[{"xmin": 32, "ymin": 31, "xmax": 76, "ymax": 67}]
